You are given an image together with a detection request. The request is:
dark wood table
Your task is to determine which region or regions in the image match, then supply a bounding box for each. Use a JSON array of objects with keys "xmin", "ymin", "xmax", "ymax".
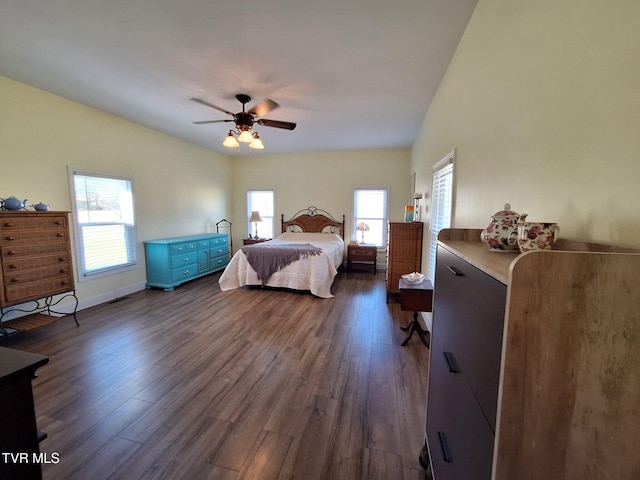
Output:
[
  {"xmin": 0, "ymin": 347, "xmax": 49, "ymax": 480},
  {"xmin": 399, "ymin": 277, "xmax": 433, "ymax": 347}
]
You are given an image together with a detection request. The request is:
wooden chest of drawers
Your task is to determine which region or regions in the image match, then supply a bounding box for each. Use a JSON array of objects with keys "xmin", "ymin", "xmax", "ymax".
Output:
[
  {"xmin": 427, "ymin": 245, "xmax": 506, "ymax": 479},
  {"xmin": 424, "ymin": 228, "xmax": 640, "ymax": 480},
  {"xmin": 0, "ymin": 212, "xmax": 75, "ymax": 308},
  {"xmin": 386, "ymin": 222, "xmax": 423, "ymax": 301},
  {"xmin": 144, "ymin": 233, "xmax": 230, "ymax": 291}
]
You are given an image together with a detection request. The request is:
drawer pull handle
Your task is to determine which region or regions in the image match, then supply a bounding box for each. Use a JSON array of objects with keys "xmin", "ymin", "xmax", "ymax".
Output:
[
  {"xmin": 443, "ymin": 351, "xmax": 459, "ymax": 373},
  {"xmin": 6, "ymin": 236, "xmax": 15, "ymax": 241},
  {"xmin": 10, "ymin": 278, "xmax": 19, "ymax": 283},
  {"xmin": 57, "ymin": 233, "xmax": 64, "ymax": 237},
  {"xmin": 437, "ymin": 431, "xmax": 453, "ymax": 463},
  {"xmin": 9, "ymin": 264, "xmax": 17, "ymax": 269},
  {"xmin": 60, "ymin": 269, "xmax": 67, "ymax": 273},
  {"xmin": 59, "ymin": 257, "xmax": 67, "ymax": 262},
  {"xmin": 55, "ymin": 221, "xmax": 63, "ymax": 225},
  {"xmin": 446, "ymin": 265, "xmax": 463, "ymax": 276},
  {"xmin": 4, "ymin": 222, "xmax": 14, "ymax": 227},
  {"xmin": 61, "ymin": 281, "xmax": 69, "ymax": 286},
  {"xmin": 183, "ymin": 257, "xmax": 190, "ymax": 262},
  {"xmin": 183, "ymin": 270, "xmax": 190, "ymax": 275},
  {"xmin": 7, "ymin": 250, "xmax": 16, "ymax": 256}
]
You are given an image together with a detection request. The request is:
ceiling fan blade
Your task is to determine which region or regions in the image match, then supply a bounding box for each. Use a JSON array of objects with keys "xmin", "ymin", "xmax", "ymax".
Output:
[
  {"xmin": 248, "ymin": 99, "xmax": 279, "ymax": 117},
  {"xmin": 257, "ymin": 118, "xmax": 297, "ymax": 130},
  {"xmin": 190, "ymin": 97, "xmax": 235, "ymax": 116},
  {"xmin": 192, "ymin": 119, "xmax": 233, "ymax": 124}
]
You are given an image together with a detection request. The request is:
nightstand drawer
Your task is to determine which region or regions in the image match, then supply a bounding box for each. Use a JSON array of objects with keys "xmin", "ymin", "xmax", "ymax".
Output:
[{"xmin": 350, "ymin": 248, "xmax": 376, "ymax": 259}]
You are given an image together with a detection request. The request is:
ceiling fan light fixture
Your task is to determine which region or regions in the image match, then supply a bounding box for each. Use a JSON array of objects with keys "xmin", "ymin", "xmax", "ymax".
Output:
[
  {"xmin": 249, "ymin": 132, "xmax": 264, "ymax": 150},
  {"xmin": 191, "ymin": 95, "xmax": 296, "ymax": 152},
  {"xmin": 223, "ymin": 131, "xmax": 239, "ymax": 148},
  {"xmin": 237, "ymin": 129, "xmax": 254, "ymax": 143}
]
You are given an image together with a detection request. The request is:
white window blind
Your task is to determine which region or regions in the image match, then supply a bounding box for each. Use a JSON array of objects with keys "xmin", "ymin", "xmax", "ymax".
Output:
[
  {"xmin": 428, "ymin": 151, "xmax": 455, "ymax": 281},
  {"xmin": 70, "ymin": 170, "xmax": 137, "ymax": 279},
  {"xmin": 247, "ymin": 190, "xmax": 274, "ymax": 239},
  {"xmin": 354, "ymin": 188, "xmax": 388, "ymax": 246}
]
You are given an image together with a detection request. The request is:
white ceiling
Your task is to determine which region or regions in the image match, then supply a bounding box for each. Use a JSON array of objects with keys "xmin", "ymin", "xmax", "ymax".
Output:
[{"xmin": 1, "ymin": 0, "xmax": 478, "ymax": 155}]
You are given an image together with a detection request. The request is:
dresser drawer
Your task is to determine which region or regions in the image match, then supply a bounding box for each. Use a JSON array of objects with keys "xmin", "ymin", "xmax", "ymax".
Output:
[
  {"xmin": 433, "ymin": 246, "xmax": 507, "ymax": 428},
  {"xmin": 426, "ymin": 345, "xmax": 495, "ymax": 480},
  {"xmin": 0, "ymin": 228, "xmax": 68, "ymax": 246},
  {"xmin": 2, "ymin": 243, "xmax": 70, "ymax": 263},
  {"xmin": 210, "ymin": 253, "xmax": 229, "ymax": 271},
  {"xmin": 3, "ymin": 264, "xmax": 72, "ymax": 284},
  {"xmin": 5, "ymin": 277, "xmax": 74, "ymax": 305},
  {"xmin": 170, "ymin": 252, "xmax": 197, "ymax": 268},
  {"xmin": 210, "ymin": 245, "xmax": 227, "ymax": 257},
  {"xmin": 171, "ymin": 265, "xmax": 197, "ymax": 282},
  {"xmin": 210, "ymin": 236, "xmax": 228, "ymax": 247},
  {"xmin": 170, "ymin": 242, "xmax": 197, "ymax": 255},
  {"xmin": 0, "ymin": 215, "xmax": 67, "ymax": 231}
]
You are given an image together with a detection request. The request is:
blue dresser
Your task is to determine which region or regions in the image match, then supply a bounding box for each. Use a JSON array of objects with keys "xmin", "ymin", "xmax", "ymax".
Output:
[{"xmin": 144, "ymin": 233, "xmax": 230, "ymax": 291}]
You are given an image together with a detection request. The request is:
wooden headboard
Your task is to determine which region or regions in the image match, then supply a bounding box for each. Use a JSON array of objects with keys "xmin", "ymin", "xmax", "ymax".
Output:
[{"xmin": 281, "ymin": 206, "xmax": 345, "ymax": 238}]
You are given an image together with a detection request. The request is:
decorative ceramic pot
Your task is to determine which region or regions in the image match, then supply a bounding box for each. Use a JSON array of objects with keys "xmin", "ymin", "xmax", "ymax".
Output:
[
  {"xmin": 517, "ymin": 222, "xmax": 560, "ymax": 252},
  {"xmin": 31, "ymin": 202, "xmax": 50, "ymax": 211},
  {"xmin": 480, "ymin": 203, "xmax": 527, "ymax": 252},
  {"xmin": 0, "ymin": 196, "xmax": 28, "ymax": 210}
]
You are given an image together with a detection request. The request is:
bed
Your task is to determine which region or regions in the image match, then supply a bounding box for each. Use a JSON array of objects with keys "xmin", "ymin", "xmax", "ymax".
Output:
[{"xmin": 218, "ymin": 207, "xmax": 345, "ymax": 298}]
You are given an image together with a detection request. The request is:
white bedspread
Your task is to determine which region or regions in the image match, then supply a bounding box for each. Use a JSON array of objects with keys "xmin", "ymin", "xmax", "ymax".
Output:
[{"xmin": 218, "ymin": 232, "xmax": 344, "ymax": 298}]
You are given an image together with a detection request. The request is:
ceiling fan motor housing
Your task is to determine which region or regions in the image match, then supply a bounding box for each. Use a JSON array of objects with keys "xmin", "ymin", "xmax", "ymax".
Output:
[{"xmin": 235, "ymin": 112, "xmax": 255, "ymax": 130}]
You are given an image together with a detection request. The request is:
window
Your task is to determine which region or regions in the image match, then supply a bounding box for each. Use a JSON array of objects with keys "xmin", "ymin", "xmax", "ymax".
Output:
[
  {"xmin": 69, "ymin": 169, "xmax": 137, "ymax": 280},
  {"xmin": 353, "ymin": 188, "xmax": 388, "ymax": 247},
  {"xmin": 247, "ymin": 189, "xmax": 274, "ymax": 239},
  {"xmin": 428, "ymin": 150, "xmax": 455, "ymax": 281}
]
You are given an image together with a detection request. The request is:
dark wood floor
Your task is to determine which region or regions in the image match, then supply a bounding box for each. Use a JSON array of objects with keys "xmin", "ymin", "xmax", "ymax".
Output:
[{"xmin": 3, "ymin": 270, "xmax": 429, "ymax": 480}]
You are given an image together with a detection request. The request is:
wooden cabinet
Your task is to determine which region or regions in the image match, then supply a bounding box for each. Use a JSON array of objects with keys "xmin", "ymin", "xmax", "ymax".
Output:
[
  {"xmin": 0, "ymin": 212, "xmax": 77, "ymax": 335},
  {"xmin": 386, "ymin": 222, "xmax": 422, "ymax": 301},
  {"xmin": 424, "ymin": 228, "xmax": 640, "ymax": 480},
  {"xmin": 144, "ymin": 233, "xmax": 230, "ymax": 291},
  {"xmin": 347, "ymin": 243, "xmax": 377, "ymax": 274},
  {"xmin": 0, "ymin": 212, "xmax": 74, "ymax": 307},
  {"xmin": 0, "ymin": 347, "xmax": 49, "ymax": 480}
]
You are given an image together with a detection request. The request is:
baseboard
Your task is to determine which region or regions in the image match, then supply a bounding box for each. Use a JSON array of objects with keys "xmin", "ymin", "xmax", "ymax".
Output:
[
  {"xmin": 73, "ymin": 281, "xmax": 148, "ymax": 312},
  {"xmin": 1, "ymin": 281, "xmax": 148, "ymax": 320}
]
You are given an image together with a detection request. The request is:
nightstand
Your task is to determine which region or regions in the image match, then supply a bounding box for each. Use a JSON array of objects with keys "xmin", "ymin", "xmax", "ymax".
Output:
[
  {"xmin": 243, "ymin": 238, "xmax": 271, "ymax": 245},
  {"xmin": 347, "ymin": 243, "xmax": 377, "ymax": 274}
]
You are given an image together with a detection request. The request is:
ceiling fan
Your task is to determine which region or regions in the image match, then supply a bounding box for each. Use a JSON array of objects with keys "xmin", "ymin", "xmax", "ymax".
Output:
[{"xmin": 191, "ymin": 94, "xmax": 297, "ymax": 150}]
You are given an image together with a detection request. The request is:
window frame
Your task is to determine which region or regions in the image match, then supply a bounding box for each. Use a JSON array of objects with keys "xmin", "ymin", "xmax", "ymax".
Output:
[
  {"xmin": 353, "ymin": 188, "xmax": 388, "ymax": 247},
  {"xmin": 428, "ymin": 150, "xmax": 455, "ymax": 281},
  {"xmin": 68, "ymin": 167, "xmax": 138, "ymax": 281},
  {"xmin": 246, "ymin": 189, "xmax": 275, "ymax": 239}
]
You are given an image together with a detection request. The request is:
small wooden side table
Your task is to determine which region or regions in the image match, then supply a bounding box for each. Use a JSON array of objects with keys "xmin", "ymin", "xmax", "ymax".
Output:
[
  {"xmin": 399, "ymin": 277, "xmax": 433, "ymax": 347},
  {"xmin": 243, "ymin": 238, "xmax": 271, "ymax": 245},
  {"xmin": 347, "ymin": 243, "xmax": 377, "ymax": 274}
]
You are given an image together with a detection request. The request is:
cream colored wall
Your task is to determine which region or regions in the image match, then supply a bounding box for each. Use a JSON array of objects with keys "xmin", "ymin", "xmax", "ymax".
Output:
[
  {"xmin": 1, "ymin": 76, "xmax": 232, "ymax": 309},
  {"xmin": 230, "ymin": 148, "xmax": 411, "ymax": 250},
  {"xmin": 412, "ymin": 0, "xmax": 640, "ymax": 275}
]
